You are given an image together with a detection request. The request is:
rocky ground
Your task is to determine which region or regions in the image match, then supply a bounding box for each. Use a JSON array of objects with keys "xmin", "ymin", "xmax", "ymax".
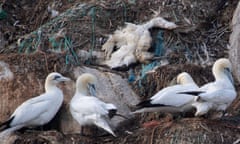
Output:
[{"xmin": 0, "ymin": 0, "xmax": 240, "ymax": 144}]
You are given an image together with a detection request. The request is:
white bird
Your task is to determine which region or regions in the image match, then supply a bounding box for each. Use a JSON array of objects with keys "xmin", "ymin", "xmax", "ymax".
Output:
[
  {"xmin": 179, "ymin": 58, "xmax": 237, "ymax": 116},
  {"xmin": 0, "ymin": 72, "xmax": 70, "ymax": 136},
  {"xmin": 70, "ymin": 73, "xmax": 118, "ymax": 137},
  {"xmin": 132, "ymin": 72, "xmax": 199, "ymax": 114},
  {"xmin": 102, "ymin": 17, "xmax": 177, "ymax": 69}
]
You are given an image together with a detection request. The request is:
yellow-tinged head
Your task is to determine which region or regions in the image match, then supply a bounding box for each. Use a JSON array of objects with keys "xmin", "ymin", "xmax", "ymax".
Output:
[
  {"xmin": 76, "ymin": 73, "xmax": 97, "ymax": 96},
  {"xmin": 212, "ymin": 58, "xmax": 233, "ymax": 83},
  {"xmin": 45, "ymin": 72, "xmax": 70, "ymax": 91},
  {"xmin": 177, "ymin": 72, "xmax": 195, "ymax": 85}
]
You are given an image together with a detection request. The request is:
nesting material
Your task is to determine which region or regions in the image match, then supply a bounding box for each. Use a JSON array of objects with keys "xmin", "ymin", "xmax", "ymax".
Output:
[
  {"xmin": 102, "ymin": 17, "xmax": 177, "ymax": 69},
  {"xmin": 0, "ymin": 61, "xmax": 13, "ymax": 81}
]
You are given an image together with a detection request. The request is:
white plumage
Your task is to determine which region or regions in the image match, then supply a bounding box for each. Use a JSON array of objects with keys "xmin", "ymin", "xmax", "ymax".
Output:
[
  {"xmin": 132, "ymin": 72, "xmax": 199, "ymax": 114},
  {"xmin": 0, "ymin": 72, "xmax": 70, "ymax": 136},
  {"xmin": 102, "ymin": 17, "xmax": 177, "ymax": 69},
  {"xmin": 70, "ymin": 73, "xmax": 117, "ymax": 137},
  {"xmin": 182, "ymin": 58, "xmax": 237, "ymax": 116}
]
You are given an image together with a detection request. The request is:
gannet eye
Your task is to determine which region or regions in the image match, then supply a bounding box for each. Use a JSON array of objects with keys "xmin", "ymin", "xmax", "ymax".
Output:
[
  {"xmin": 53, "ymin": 75, "xmax": 61, "ymax": 80},
  {"xmin": 224, "ymin": 67, "xmax": 230, "ymax": 72}
]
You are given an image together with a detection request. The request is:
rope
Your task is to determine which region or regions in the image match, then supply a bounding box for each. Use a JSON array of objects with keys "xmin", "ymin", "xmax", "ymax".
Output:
[
  {"xmin": 86, "ymin": 6, "xmax": 96, "ymax": 64},
  {"xmin": 64, "ymin": 36, "xmax": 79, "ymax": 65},
  {"xmin": 121, "ymin": 1, "xmax": 127, "ymax": 22}
]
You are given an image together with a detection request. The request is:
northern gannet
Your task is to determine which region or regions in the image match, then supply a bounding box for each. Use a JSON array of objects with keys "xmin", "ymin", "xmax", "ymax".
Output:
[
  {"xmin": 102, "ymin": 17, "xmax": 177, "ymax": 69},
  {"xmin": 179, "ymin": 58, "xmax": 237, "ymax": 116},
  {"xmin": 70, "ymin": 73, "xmax": 118, "ymax": 137},
  {"xmin": 0, "ymin": 72, "xmax": 70, "ymax": 136},
  {"xmin": 132, "ymin": 72, "xmax": 199, "ymax": 114}
]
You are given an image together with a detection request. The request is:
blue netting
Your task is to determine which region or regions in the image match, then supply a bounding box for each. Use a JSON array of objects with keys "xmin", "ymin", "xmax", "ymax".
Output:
[
  {"xmin": 138, "ymin": 61, "xmax": 160, "ymax": 87},
  {"xmin": 154, "ymin": 30, "xmax": 165, "ymax": 57},
  {"xmin": 128, "ymin": 69, "xmax": 135, "ymax": 83}
]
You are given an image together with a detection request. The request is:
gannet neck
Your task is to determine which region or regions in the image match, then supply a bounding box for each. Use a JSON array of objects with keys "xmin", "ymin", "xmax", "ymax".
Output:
[
  {"xmin": 213, "ymin": 69, "xmax": 229, "ymax": 81},
  {"xmin": 45, "ymin": 80, "xmax": 59, "ymax": 92},
  {"xmin": 181, "ymin": 77, "xmax": 195, "ymax": 85},
  {"xmin": 177, "ymin": 72, "xmax": 195, "ymax": 85},
  {"xmin": 75, "ymin": 82, "xmax": 88, "ymax": 96},
  {"xmin": 212, "ymin": 58, "xmax": 232, "ymax": 82}
]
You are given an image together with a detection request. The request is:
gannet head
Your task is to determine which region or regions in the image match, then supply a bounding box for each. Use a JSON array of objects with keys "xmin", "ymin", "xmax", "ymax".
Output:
[
  {"xmin": 76, "ymin": 73, "xmax": 97, "ymax": 96},
  {"xmin": 177, "ymin": 72, "xmax": 195, "ymax": 85},
  {"xmin": 212, "ymin": 58, "xmax": 234, "ymax": 84},
  {"xmin": 45, "ymin": 72, "xmax": 70, "ymax": 91}
]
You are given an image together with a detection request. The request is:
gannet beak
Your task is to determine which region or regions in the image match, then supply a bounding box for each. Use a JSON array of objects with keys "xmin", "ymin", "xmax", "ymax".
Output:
[
  {"xmin": 59, "ymin": 76, "xmax": 71, "ymax": 82},
  {"xmin": 88, "ymin": 83, "xmax": 96, "ymax": 96},
  {"xmin": 224, "ymin": 68, "xmax": 234, "ymax": 85}
]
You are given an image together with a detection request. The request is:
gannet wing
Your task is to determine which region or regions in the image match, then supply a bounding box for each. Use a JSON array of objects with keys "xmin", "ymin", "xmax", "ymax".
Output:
[
  {"xmin": 143, "ymin": 85, "xmax": 197, "ymax": 107},
  {"xmin": 71, "ymin": 97, "xmax": 109, "ymax": 116},
  {"xmin": 10, "ymin": 94, "xmax": 51, "ymax": 126},
  {"xmin": 198, "ymin": 89, "xmax": 236, "ymax": 104},
  {"xmin": 92, "ymin": 116, "xmax": 116, "ymax": 137},
  {"xmin": 150, "ymin": 84, "xmax": 198, "ymax": 100}
]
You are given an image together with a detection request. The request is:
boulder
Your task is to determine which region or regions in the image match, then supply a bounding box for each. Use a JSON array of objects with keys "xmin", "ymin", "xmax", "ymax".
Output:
[
  {"xmin": 0, "ymin": 53, "xmax": 139, "ymax": 135},
  {"xmin": 229, "ymin": 1, "xmax": 240, "ymax": 83},
  {"xmin": 59, "ymin": 66, "xmax": 139, "ymax": 134}
]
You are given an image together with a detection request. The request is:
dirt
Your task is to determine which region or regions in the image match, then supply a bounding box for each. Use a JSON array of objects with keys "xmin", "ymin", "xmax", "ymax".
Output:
[{"xmin": 0, "ymin": 0, "xmax": 240, "ymax": 144}]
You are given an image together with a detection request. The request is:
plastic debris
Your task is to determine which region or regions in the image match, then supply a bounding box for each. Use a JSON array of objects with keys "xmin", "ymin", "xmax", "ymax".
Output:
[{"xmin": 128, "ymin": 69, "xmax": 135, "ymax": 83}]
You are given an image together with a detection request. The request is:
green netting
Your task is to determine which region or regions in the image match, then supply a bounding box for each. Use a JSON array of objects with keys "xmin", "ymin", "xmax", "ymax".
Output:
[
  {"xmin": 138, "ymin": 60, "xmax": 160, "ymax": 87},
  {"xmin": 0, "ymin": 4, "xmax": 7, "ymax": 20},
  {"xmin": 17, "ymin": 4, "xmax": 93, "ymax": 65},
  {"xmin": 64, "ymin": 36, "xmax": 79, "ymax": 65}
]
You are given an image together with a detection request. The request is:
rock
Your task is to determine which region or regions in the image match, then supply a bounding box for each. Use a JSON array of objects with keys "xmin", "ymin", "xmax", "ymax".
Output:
[
  {"xmin": 59, "ymin": 66, "xmax": 140, "ymax": 134},
  {"xmin": 0, "ymin": 134, "xmax": 19, "ymax": 144},
  {"xmin": 0, "ymin": 32, "xmax": 7, "ymax": 51},
  {"xmin": 229, "ymin": 1, "xmax": 240, "ymax": 83},
  {"xmin": 0, "ymin": 54, "xmax": 140, "ymax": 136}
]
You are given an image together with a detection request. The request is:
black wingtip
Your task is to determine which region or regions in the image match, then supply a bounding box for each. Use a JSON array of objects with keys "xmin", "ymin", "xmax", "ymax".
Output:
[
  {"xmin": 108, "ymin": 109, "xmax": 117, "ymax": 119},
  {"xmin": 178, "ymin": 91, "xmax": 205, "ymax": 96},
  {"xmin": 136, "ymin": 100, "xmax": 166, "ymax": 108},
  {"xmin": 0, "ymin": 116, "xmax": 14, "ymax": 131}
]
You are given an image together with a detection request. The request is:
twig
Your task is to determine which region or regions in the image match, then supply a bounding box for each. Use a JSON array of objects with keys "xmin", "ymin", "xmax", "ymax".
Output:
[
  {"xmin": 199, "ymin": 123, "xmax": 212, "ymax": 132},
  {"xmin": 150, "ymin": 125, "xmax": 162, "ymax": 144}
]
